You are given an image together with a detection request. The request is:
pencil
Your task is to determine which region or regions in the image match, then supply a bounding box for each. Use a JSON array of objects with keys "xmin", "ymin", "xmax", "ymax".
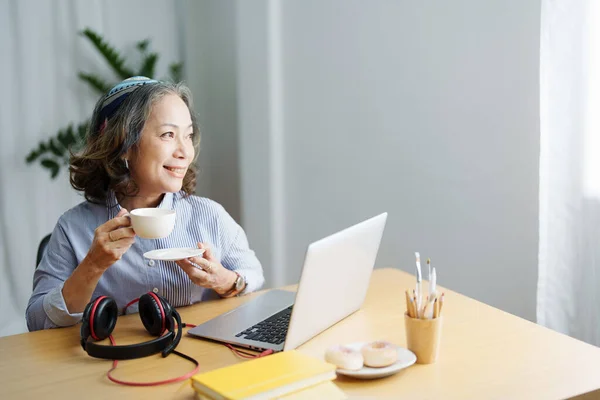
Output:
[
  {"xmin": 413, "ymin": 293, "xmax": 418, "ymax": 318},
  {"xmin": 422, "ymin": 300, "xmax": 430, "ymax": 319}
]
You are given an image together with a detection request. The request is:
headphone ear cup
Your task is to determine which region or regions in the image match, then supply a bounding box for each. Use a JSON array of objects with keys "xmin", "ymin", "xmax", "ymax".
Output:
[
  {"xmin": 82, "ymin": 300, "xmax": 94, "ymax": 325},
  {"xmin": 89, "ymin": 297, "xmax": 118, "ymax": 340},
  {"xmin": 81, "ymin": 300, "xmax": 95, "ymax": 340},
  {"xmin": 159, "ymin": 297, "xmax": 174, "ymax": 331},
  {"xmin": 139, "ymin": 293, "xmax": 168, "ymax": 336}
]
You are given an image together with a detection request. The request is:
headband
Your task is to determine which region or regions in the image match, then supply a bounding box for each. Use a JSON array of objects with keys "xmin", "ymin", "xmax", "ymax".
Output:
[{"xmin": 97, "ymin": 76, "xmax": 158, "ymax": 132}]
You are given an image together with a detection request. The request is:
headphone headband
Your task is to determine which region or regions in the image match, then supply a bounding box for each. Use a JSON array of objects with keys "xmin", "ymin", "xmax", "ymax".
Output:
[{"xmin": 83, "ymin": 331, "xmax": 176, "ymax": 360}]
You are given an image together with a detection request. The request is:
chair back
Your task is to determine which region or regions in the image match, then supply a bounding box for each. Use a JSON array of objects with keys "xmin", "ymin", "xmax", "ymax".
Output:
[{"xmin": 36, "ymin": 233, "xmax": 52, "ymax": 268}]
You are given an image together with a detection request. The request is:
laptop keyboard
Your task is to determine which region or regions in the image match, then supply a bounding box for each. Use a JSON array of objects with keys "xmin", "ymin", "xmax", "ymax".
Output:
[{"xmin": 235, "ymin": 306, "xmax": 293, "ymax": 345}]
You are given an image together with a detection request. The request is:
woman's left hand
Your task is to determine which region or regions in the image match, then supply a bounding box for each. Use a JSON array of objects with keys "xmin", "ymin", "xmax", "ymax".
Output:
[{"xmin": 175, "ymin": 242, "xmax": 237, "ymax": 296}]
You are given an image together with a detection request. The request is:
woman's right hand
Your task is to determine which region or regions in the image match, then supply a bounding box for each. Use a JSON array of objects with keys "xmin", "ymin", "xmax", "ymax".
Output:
[
  {"xmin": 62, "ymin": 209, "xmax": 136, "ymax": 314},
  {"xmin": 83, "ymin": 208, "xmax": 136, "ymax": 273}
]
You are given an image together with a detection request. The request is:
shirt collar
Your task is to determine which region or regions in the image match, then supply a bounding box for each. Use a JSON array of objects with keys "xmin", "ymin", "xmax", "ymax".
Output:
[{"xmin": 106, "ymin": 191, "xmax": 175, "ymax": 220}]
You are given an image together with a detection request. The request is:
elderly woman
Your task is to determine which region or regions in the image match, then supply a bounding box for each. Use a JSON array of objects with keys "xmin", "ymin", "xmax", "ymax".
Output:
[{"xmin": 26, "ymin": 77, "xmax": 264, "ymax": 331}]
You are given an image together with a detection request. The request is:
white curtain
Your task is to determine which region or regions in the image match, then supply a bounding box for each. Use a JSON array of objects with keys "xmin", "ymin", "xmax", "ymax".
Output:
[
  {"xmin": 0, "ymin": 0, "xmax": 182, "ymax": 337},
  {"xmin": 538, "ymin": 0, "xmax": 600, "ymax": 345}
]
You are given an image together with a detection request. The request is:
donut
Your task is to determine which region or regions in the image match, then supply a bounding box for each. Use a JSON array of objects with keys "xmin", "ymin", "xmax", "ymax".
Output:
[
  {"xmin": 361, "ymin": 341, "xmax": 398, "ymax": 367},
  {"xmin": 324, "ymin": 345, "xmax": 364, "ymax": 370}
]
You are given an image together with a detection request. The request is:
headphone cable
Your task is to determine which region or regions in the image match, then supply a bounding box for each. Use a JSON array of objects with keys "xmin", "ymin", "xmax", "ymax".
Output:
[
  {"xmin": 105, "ymin": 323, "xmax": 273, "ymax": 386},
  {"xmin": 182, "ymin": 323, "xmax": 273, "ymax": 359},
  {"xmin": 105, "ymin": 334, "xmax": 200, "ymax": 387}
]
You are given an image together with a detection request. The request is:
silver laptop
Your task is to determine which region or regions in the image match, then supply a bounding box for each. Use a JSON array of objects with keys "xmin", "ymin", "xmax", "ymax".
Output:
[{"xmin": 187, "ymin": 212, "xmax": 388, "ymax": 352}]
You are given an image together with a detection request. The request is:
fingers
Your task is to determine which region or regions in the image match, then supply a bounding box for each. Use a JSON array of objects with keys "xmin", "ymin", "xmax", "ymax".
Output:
[
  {"xmin": 112, "ymin": 237, "xmax": 135, "ymax": 250},
  {"xmin": 93, "ymin": 236, "xmax": 133, "ymax": 264},
  {"xmin": 98, "ymin": 223, "xmax": 135, "ymax": 259},
  {"xmin": 86, "ymin": 209, "xmax": 135, "ymax": 270},
  {"xmin": 107, "ymin": 227, "xmax": 136, "ymax": 242},
  {"xmin": 99, "ymin": 233, "xmax": 134, "ymax": 250},
  {"xmin": 99, "ymin": 209, "xmax": 131, "ymax": 233},
  {"xmin": 176, "ymin": 258, "xmax": 211, "ymax": 284},
  {"xmin": 177, "ymin": 258, "xmax": 207, "ymax": 273},
  {"xmin": 197, "ymin": 242, "xmax": 214, "ymax": 260},
  {"xmin": 184, "ymin": 255, "xmax": 213, "ymax": 271}
]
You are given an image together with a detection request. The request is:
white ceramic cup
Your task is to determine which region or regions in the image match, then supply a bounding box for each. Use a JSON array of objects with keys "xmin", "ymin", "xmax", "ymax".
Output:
[{"xmin": 129, "ymin": 208, "xmax": 176, "ymax": 239}]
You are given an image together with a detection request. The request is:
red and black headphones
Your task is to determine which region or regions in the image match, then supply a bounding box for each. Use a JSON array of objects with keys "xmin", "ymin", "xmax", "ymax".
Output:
[
  {"xmin": 80, "ymin": 292, "xmax": 200, "ymax": 386},
  {"xmin": 80, "ymin": 291, "xmax": 272, "ymax": 386},
  {"xmin": 80, "ymin": 292, "xmax": 182, "ymax": 360}
]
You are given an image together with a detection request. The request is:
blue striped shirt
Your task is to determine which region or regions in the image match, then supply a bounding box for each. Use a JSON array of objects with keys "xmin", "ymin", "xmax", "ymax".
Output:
[{"xmin": 26, "ymin": 191, "xmax": 264, "ymax": 331}]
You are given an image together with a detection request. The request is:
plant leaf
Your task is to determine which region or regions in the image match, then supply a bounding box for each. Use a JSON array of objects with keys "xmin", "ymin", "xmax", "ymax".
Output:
[
  {"xmin": 80, "ymin": 28, "xmax": 135, "ymax": 79},
  {"xmin": 40, "ymin": 158, "xmax": 60, "ymax": 179},
  {"xmin": 136, "ymin": 39, "xmax": 150, "ymax": 53},
  {"xmin": 57, "ymin": 129, "xmax": 70, "ymax": 149},
  {"xmin": 138, "ymin": 53, "xmax": 158, "ymax": 78},
  {"xmin": 57, "ymin": 125, "xmax": 80, "ymax": 151},
  {"xmin": 26, "ymin": 150, "xmax": 40, "ymax": 164},
  {"xmin": 26, "ymin": 140, "xmax": 52, "ymax": 164},
  {"xmin": 48, "ymin": 138, "xmax": 64, "ymax": 157},
  {"xmin": 169, "ymin": 62, "xmax": 183, "ymax": 83},
  {"xmin": 78, "ymin": 121, "xmax": 89, "ymax": 140},
  {"xmin": 66, "ymin": 124, "xmax": 77, "ymax": 143},
  {"xmin": 78, "ymin": 72, "xmax": 112, "ymax": 94}
]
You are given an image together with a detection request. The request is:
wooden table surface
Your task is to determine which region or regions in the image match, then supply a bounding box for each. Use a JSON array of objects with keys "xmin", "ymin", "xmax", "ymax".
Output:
[{"xmin": 3, "ymin": 268, "xmax": 600, "ymax": 399}]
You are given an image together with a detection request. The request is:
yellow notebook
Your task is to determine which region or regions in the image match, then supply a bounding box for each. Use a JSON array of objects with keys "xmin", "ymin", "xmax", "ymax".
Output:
[
  {"xmin": 191, "ymin": 350, "xmax": 337, "ymax": 400},
  {"xmin": 277, "ymin": 381, "xmax": 346, "ymax": 400}
]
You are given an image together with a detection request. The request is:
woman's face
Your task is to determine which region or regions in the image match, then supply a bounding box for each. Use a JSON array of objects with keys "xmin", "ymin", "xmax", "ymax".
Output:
[{"xmin": 127, "ymin": 93, "xmax": 195, "ymax": 197}]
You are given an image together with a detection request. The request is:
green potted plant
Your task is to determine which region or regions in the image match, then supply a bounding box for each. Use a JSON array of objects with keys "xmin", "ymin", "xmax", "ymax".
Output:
[{"xmin": 25, "ymin": 28, "xmax": 183, "ymax": 178}]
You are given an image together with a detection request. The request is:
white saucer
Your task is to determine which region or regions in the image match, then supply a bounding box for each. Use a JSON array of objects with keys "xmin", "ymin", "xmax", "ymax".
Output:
[
  {"xmin": 143, "ymin": 248, "xmax": 205, "ymax": 261},
  {"xmin": 335, "ymin": 342, "xmax": 416, "ymax": 380}
]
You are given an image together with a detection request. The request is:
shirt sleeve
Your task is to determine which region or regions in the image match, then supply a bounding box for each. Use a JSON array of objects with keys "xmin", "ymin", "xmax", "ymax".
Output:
[
  {"xmin": 217, "ymin": 206, "xmax": 265, "ymax": 295},
  {"xmin": 26, "ymin": 220, "xmax": 84, "ymax": 331}
]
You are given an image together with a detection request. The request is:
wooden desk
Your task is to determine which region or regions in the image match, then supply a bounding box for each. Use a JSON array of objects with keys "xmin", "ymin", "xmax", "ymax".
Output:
[{"xmin": 3, "ymin": 268, "xmax": 600, "ymax": 399}]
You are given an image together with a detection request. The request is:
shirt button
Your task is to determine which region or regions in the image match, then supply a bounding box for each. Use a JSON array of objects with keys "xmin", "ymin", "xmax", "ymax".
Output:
[
  {"xmin": 152, "ymin": 288, "xmax": 159, "ymax": 294},
  {"xmin": 148, "ymin": 260, "xmax": 155, "ymax": 266}
]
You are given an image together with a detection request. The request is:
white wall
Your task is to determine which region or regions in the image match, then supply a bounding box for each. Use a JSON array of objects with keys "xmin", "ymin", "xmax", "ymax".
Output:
[
  {"xmin": 232, "ymin": 0, "xmax": 539, "ymax": 320},
  {"xmin": 180, "ymin": 0, "xmax": 242, "ymax": 221}
]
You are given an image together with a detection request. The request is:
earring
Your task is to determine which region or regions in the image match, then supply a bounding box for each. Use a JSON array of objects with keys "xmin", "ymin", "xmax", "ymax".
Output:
[{"xmin": 124, "ymin": 159, "xmax": 129, "ymax": 170}]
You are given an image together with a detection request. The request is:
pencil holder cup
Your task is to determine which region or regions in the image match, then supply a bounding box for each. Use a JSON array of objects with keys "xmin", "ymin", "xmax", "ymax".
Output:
[{"xmin": 404, "ymin": 313, "xmax": 443, "ymax": 364}]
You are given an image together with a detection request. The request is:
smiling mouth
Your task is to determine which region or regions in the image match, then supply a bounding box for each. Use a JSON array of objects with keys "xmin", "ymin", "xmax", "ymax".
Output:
[{"xmin": 164, "ymin": 166, "xmax": 187, "ymax": 174}]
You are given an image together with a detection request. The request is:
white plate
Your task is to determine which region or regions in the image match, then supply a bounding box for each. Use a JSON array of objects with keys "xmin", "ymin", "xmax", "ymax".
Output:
[
  {"xmin": 335, "ymin": 342, "xmax": 416, "ymax": 380},
  {"xmin": 143, "ymin": 248, "xmax": 205, "ymax": 261}
]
